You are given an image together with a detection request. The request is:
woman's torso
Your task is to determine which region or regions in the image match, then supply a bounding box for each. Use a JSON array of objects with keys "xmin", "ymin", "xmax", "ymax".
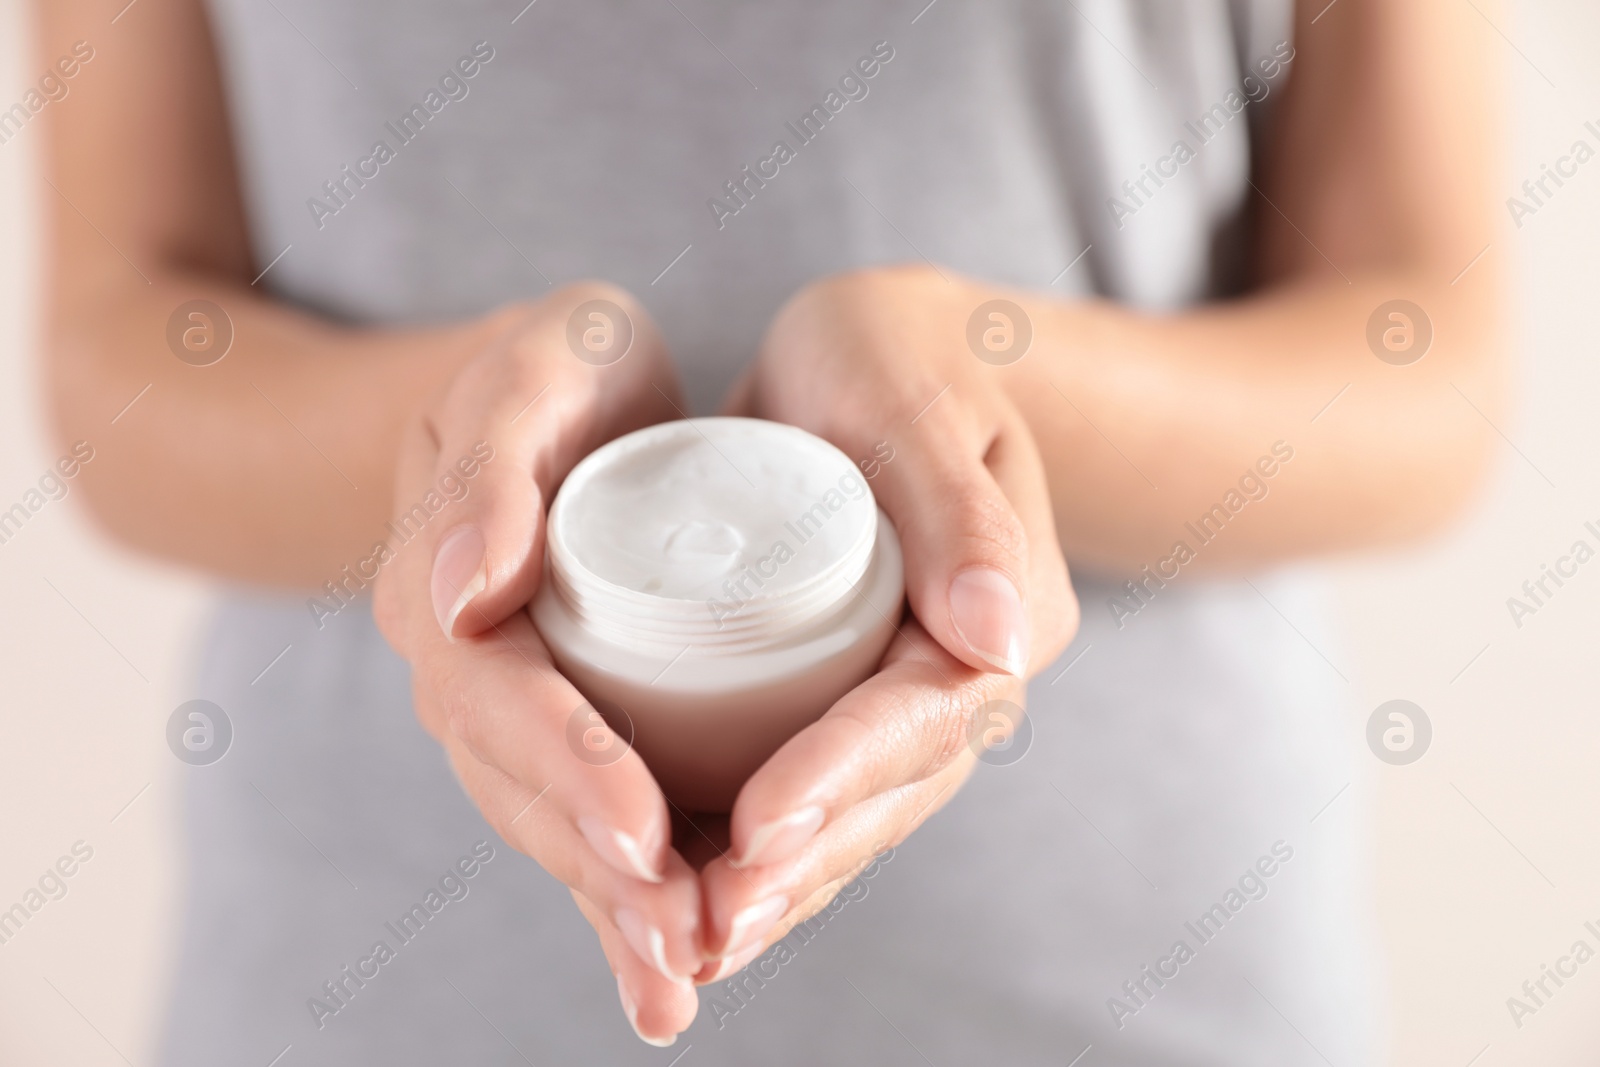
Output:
[{"xmin": 159, "ymin": 4, "xmax": 1377, "ymax": 1064}]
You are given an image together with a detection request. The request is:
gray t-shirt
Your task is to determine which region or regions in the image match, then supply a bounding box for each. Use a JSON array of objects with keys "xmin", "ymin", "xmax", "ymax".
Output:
[{"xmin": 160, "ymin": 3, "xmax": 1378, "ymax": 1064}]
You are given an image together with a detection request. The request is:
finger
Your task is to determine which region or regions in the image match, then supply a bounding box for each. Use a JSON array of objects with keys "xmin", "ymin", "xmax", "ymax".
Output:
[
  {"xmin": 725, "ymin": 619, "xmax": 1020, "ymax": 873},
  {"xmin": 971, "ymin": 415, "xmax": 1077, "ymax": 666},
  {"xmin": 441, "ymin": 721, "xmax": 704, "ymax": 982},
  {"xmin": 411, "ymin": 606, "xmax": 681, "ymax": 890},
  {"xmin": 425, "ymin": 285, "xmax": 678, "ymax": 640},
  {"xmin": 386, "ymin": 397, "xmax": 673, "ymax": 894},
  {"xmin": 878, "ymin": 405, "xmax": 1045, "ymax": 677},
  {"xmin": 694, "ymin": 867, "xmax": 853, "ymax": 985},
  {"xmin": 700, "ymin": 770, "xmax": 953, "ymax": 965},
  {"xmin": 573, "ymin": 889, "xmax": 700, "ymax": 1046}
]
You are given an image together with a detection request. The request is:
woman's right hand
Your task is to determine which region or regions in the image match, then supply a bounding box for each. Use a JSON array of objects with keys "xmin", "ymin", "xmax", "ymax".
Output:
[{"xmin": 372, "ymin": 283, "xmax": 701, "ymax": 1045}]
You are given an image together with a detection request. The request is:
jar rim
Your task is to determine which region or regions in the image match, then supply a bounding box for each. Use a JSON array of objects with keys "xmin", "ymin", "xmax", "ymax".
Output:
[{"xmin": 545, "ymin": 418, "xmax": 880, "ymax": 654}]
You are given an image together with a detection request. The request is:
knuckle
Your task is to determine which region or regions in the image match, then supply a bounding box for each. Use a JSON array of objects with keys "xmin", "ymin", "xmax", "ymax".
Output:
[
  {"xmin": 778, "ymin": 272, "xmax": 847, "ymax": 317},
  {"xmin": 551, "ymin": 278, "xmax": 639, "ymax": 315},
  {"xmin": 845, "ymin": 684, "xmax": 972, "ymax": 785},
  {"xmin": 491, "ymin": 281, "xmax": 663, "ymax": 393},
  {"xmin": 488, "ymin": 333, "xmax": 557, "ymax": 395},
  {"xmin": 567, "ymin": 848, "xmax": 610, "ymax": 906},
  {"xmin": 444, "ymin": 342, "xmax": 567, "ymax": 434},
  {"xmin": 823, "ymin": 387, "xmax": 895, "ymax": 450},
  {"xmin": 803, "ymin": 263, "xmax": 934, "ymax": 303},
  {"xmin": 544, "ymin": 281, "xmax": 651, "ymax": 351},
  {"xmin": 438, "ymin": 687, "xmax": 485, "ymax": 752},
  {"xmin": 949, "ymin": 486, "xmax": 1029, "ymax": 567},
  {"xmin": 476, "ymin": 771, "xmax": 539, "ymax": 861},
  {"xmin": 917, "ymin": 689, "xmax": 981, "ymax": 779}
]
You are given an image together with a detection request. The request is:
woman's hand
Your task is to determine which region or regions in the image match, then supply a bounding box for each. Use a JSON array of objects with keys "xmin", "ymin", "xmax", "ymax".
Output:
[
  {"xmin": 372, "ymin": 284, "xmax": 700, "ymax": 1044},
  {"xmin": 702, "ymin": 265, "xmax": 1079, "ymax": 978}
]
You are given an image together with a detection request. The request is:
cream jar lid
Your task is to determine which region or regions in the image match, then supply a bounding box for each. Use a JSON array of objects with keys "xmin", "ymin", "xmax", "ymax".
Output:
[{"xmin": 546, "ymin": 418, "xmax": 880, "ymax": 655}]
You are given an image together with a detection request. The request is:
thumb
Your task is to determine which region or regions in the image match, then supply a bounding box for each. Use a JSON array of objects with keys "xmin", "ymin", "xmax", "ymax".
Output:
[
  {"xmin": 866, "ymin": 413, "xmax": 1036, "ymax": 677},
  {"xmin": 427, "ymin": 286, "xmax": 672, "ymax": 640}
]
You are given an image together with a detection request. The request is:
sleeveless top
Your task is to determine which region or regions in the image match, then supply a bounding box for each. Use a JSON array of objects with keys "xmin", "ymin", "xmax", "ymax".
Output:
[{"xmin": 159, "ymin": 3, "xmax": 1378, "ymax": 1064}]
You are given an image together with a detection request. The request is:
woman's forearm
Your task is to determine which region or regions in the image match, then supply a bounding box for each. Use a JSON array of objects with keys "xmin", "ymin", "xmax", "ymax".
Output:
[
  {"xmin": 1004, "ymin": 270, "xmax": 1505, "ymax": 574},
  {"xmin": 1007, "ymin": 0, "xmax": 1508, "ymax": 576},
  {"xmin": 47, "ymin": 271, "xmax": 499, "ymax": 589},
  {"xmin": 36, "ymin": 0, "xmax": 509, "ymax": 591}
]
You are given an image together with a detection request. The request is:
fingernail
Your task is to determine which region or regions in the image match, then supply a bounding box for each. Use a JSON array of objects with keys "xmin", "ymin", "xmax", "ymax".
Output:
[
  {"xmin": 616, "ymin": 972, "xmax": 677, "ymax": 1047},
  {"xmin": 719, "ymin": 895, "xmax": 788, "ymax": 960},
  {"xmin": 578, "ymin": 817, "xmax": 664, "ymax": 884},
  {"xmin": 730, "ymin": 806, "xmax": 825, "ymax": 869},
  {"xmin": 948, "ymin": 567, "xmax": 1029, "ymax": 676},
  {"xmin": 431, "ymin": 525, "xmax": 487, "ymax": 638},
  {"xmin": 701, "ymin": 939, "xmax": 766, "ymax": 984},
  {"xmin": 615, "ymin": 907, "xmax": 689, "ymax": 982}
]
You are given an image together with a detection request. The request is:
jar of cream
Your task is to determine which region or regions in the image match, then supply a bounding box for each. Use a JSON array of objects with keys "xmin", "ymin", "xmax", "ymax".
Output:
[{"xmin": 532, "ymin": 417, "xmax": 905, "ymax": 811}]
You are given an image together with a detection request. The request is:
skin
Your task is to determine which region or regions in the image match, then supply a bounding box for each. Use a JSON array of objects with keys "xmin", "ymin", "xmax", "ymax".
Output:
[{"xmin": 37, "ymin": 0, "xmax": 1503, "ymax": 1046}]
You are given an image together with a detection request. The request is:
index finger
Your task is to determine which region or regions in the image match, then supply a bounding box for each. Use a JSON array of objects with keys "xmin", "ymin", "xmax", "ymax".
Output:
[{"xmin": 724, "ymin": 617, "xmax": 1021, "ymax": 871}]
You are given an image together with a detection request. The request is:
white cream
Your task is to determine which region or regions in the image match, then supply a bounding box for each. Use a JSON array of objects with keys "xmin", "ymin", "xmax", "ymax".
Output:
[{"xmin": 533, "ymin": 418, "xmax": 904, "ymax": 811}]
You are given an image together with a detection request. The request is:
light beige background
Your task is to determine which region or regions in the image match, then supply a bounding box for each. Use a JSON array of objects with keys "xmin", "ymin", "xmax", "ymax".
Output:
[{"xmin": 1, "ymin": 2, "xmax": 1596, "ymax": 1063}]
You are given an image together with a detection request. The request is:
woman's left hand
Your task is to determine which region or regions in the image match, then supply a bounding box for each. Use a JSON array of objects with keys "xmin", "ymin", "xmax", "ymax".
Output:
[{"xmin": 700, "ymin": 264, "xmax": 1079, "ymax": 980}]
